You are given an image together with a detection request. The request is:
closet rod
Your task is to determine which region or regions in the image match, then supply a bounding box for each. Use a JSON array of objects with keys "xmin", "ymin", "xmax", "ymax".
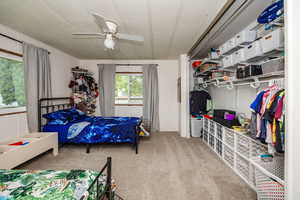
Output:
[{"xmin": 0, "ymin": 33, "xmax": 51, "ymax": 55}]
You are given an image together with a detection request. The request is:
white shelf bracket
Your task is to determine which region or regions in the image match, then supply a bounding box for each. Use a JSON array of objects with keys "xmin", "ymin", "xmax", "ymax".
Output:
[
  {"xmin": 250, "ymin": 77, "xmax": 260, "ymax": 89},
  {"xmin": 226, "ymin": 80, "xmax": 234, "ymax": 90},
  {"xmin": 214, "ymin": 79, "xmax": 221, "ymax": 88}
]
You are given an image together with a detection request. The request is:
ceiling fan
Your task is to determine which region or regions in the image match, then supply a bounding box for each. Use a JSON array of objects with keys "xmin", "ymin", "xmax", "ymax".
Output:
[{"xmin": 72, "ymin": 13, "xmax": 144, "ymax": 50}]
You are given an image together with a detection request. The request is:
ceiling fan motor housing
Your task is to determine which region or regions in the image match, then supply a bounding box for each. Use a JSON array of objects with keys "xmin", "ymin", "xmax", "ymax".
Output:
[{"xmin": 105, "ymin": 21, "xmax": 118, "ymax": 33}]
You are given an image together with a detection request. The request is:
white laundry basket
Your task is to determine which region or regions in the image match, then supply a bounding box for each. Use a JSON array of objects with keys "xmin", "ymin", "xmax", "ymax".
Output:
[
  {"xmin": 190, "ymin": 117, "xmax": 203, "ymax": 137},
  {"xmin": 251, "ymin": 156, "xmax": 285, "ymax": 200}
]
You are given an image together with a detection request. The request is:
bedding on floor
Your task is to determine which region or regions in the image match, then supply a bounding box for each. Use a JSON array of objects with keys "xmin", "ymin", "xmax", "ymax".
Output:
[{"xmin": 0, "ymin": 169, "xmax": 104, "ymax": 200}]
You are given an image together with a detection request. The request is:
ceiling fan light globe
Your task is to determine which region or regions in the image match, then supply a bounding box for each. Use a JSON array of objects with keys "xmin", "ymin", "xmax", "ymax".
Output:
[{"xmin": 104, "ymin": 38, "xmax": 115, "ymax": 49}]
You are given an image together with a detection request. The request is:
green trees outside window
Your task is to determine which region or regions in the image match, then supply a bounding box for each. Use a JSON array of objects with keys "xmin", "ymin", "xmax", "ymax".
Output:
[
  {"xmin": 0, "ymin": 57, "xmax": 25, "ymax": 108},
  {"xmin": 115, "ymin": 73, "xmax": 143, "ymax": 105}
]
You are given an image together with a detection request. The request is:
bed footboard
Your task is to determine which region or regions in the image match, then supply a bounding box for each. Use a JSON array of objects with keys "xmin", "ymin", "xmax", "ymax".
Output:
[{"xmin": 81, "ymin": 157, "xmax": 113, "ymax": 200}]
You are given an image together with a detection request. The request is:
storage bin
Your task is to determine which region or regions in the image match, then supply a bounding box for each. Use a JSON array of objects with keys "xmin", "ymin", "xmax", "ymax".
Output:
[
  {"xmin": 235, "ymin": 29, "xmax": 256, "ymax": 46},
  {"xmin": 261, "ymin": 28, "xmax": 284, "ymax": 54},
  {"xmin": 224, "ymin": 128, "xmax": 235, "ymax": 148},
  {"xmin": 209, "ymin": 134, "xmax": 215, "ymax": 149},
  {"xmin": 203, "ymin": 118, "xmax": 209, "ymax": 132},
  {"xmin": 216, "ymin": 123, "xmax": 223, "ymax": 140},
  {"xmin": 262, "ymin": 57, "xmax": 284, "ymax": 74},
  {"xmin": 222, "ymin": 55, "xmax": 233, "ymax": 68},
  {"xmin": 224, "ymin": 146, "xmax": 234, "ymax": 168},
  {"xmin": 244, "ymin": 65, "xmax": 263, "ymax": 78},
  {"xmin": 237, "ymin": 154, "xmax": 250, "ymax": 180},
  {"xmin": 237, "ymin": 134, "xmax": 250, "ymax": 158},
  {"xmin": 249, "ymin": 164, "xmax": 256, "ymax": 187},
  {"xmin": 251, "ymin": 141, "xmax": 268, "ymax": 157},
  {"xmin": 236, "ymin": 66, "xmax": 246, "ymax": 79},
  {"xmin": 219, "ymin": 43, "xmax": 227, "ymax": 55},
  {"xmin": 191, "ymin": 117, "xmax": 203, "ymax": 137},
  {"xmin": 216, "ymin": 139, "xmax": 223, "ymax": 156},
  {"xmin": 226, "ymin": 37, "xmax": 236, "ymax": 52},
  {"xmin": 203, "ymin": 130, "xmax": 209, "ymax": 143},
  {"xmin": 252, "ymin": 156, "xmax": 285, "ymax": 200},
  {"xmin": 232, "ymin": 48, "xmax": 246, "ymax": 65},
  {"xmin": 209, "ymin": 121, "xmax": 215, "ymax": 135},
  {"xmin": 245, "ymin": 40, "xmax": 263, "ymax": 61}
]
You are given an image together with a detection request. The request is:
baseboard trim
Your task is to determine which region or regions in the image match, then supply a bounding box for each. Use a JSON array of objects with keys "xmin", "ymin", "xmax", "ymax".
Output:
[{"xmin": 159, "ymin": 131, "xmax": 179, "ymax": 134}]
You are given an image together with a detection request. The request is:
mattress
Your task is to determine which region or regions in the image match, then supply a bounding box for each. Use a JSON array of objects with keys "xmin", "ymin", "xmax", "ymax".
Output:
[{"xmin": 43, "ymin": 116, "xmax": 141, "ymax": 144}]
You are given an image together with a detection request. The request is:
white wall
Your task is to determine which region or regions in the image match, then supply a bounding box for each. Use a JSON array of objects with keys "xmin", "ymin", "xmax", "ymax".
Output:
[
  {"xmin": 0, "ymin": 24, "xmax": 79, "ymax": 141},
  {"xmin": 79, "ymin": 59, "xmax": 179, "ymax": 132}
]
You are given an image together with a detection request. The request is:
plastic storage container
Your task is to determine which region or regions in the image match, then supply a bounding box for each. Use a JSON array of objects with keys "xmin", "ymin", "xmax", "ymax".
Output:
[
  {"xmin": 235, "ymin": 29, "xmax": 256, "ymax": 46},
  {"xmin": 219, "ymin": 43, "xmax": 227, "ymax": 55},
  {"xmin": 232, "ymin": 48, "xmax": 246, "ymax": 65},
  {"xmin": 222, "ymin": 54, "xmax": 233, "ymax": 68},
  {"xmin": 225, "ymin": 37, "xmax": 236, "ymax": 53},
  {"xmin": 251, "ymin": 156, "xmax": 285, "ymax": 200},
  {"xmin": 191, "ymin": 117, "xmax": 203, "ymax": 137},
  {"xmin": 261, "ymin": 28, "xmax": 284, "ymax": 54},
  {"xmin": 245, "ymin": 40, "xmax": 263, "ymax": 61},
  {"xmin": 262, "ymin": 58, "xmax": 284, "ymax": 74}
]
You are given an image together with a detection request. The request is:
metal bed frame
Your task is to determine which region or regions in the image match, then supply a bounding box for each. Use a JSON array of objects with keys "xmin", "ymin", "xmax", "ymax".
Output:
[
  {"xmin": 38, "ymin": 97, "xmax": 141, "ymax": 154},
  {"xmin": 81, "ymin": 157, "xmax": 114, "ymax": 200}
]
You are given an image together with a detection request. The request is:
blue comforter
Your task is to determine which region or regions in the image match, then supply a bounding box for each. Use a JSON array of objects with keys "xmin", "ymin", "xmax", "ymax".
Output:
[{"xmin": 43, "ymin": 116, "xmax": 141, "ymax": 144}]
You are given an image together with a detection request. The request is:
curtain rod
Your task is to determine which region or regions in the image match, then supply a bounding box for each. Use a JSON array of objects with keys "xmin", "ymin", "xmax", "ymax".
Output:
[
  {"xmin": 114, "ymin": 64, "xmax": 158, "ymax": 66},
  {"xmin": 0, "ymin": 33, "xmax": 51, "ymax": 54},
  {"xmin": 0, "ymin": 33, "xmax": 22, "ymax": 43}
]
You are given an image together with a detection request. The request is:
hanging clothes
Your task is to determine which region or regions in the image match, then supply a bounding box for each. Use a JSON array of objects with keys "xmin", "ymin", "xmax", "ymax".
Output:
[
  {"xmin": 190, "ymin": 90, "xmax": 211, "ymax": 115},
  {"xmin": 249, "ymin": 84, "xmax": 285, "ymax": 153}
]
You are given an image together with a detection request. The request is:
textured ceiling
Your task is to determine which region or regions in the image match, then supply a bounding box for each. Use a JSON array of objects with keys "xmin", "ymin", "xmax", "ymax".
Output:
[{"xmin": 0, "ymin": 0, "xmax": 227, "ymax": 59}]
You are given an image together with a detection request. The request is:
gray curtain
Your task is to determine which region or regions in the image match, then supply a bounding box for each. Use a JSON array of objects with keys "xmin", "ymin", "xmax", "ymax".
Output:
[
  {"xmin": 143, "ymin": 64, "xmax": 160, "ymax": 132},
  {"xmin": 23, "ymin": 42, "xmax": 52, "ymax": 132},
  {"xmin": 97, "ymin": 64, "xmax": 116, "ymax": 116}
]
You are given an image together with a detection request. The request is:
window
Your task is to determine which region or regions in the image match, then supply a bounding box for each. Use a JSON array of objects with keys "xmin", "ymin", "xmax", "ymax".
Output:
[
  {"xmin": 0, "ymin": 56, "xmax": 25, "ymax": 109},
  {"xmin": 115, "ymin": 73, "xmax": 143, "ymax": 105}
]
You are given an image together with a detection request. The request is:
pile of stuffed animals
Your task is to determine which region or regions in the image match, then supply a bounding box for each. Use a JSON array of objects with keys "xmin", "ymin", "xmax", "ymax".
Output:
[{"xmin": 69, "ymin": 67, "xmax": 99, "ymax": 115}]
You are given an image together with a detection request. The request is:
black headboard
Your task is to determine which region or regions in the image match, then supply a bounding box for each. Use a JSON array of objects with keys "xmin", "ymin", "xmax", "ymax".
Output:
[{"xmin": 38, "ymin": 97, "xmax": 72, "ymax": 131}]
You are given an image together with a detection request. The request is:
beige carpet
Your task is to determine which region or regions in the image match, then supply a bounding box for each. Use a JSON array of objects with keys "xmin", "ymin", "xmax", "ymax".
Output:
[{"xmin": 18, "ymin": 132, "xmax": 256, "ymax": 200}]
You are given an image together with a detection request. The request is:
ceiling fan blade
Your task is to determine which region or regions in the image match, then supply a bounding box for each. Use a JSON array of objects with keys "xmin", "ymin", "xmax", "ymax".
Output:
[
  {"xmin": 91, "ymin": 12, "xmax": 110, "ymax": 33},
  {"xmin": 72, "ymin": 33, "xmax": 106, "ymax": 39},
  {"xmin": 115, "ymin": 33, "xmax": 144, "ymax": 42}
]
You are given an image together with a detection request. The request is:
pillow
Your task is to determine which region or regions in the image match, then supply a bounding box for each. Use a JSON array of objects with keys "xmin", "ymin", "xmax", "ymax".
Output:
[
  {"xmin": 43, "ymin": 108, "xmax": 86, "ymax": 123},
  {"xmin": 43, "ymin": 109, "xmax": 73, "ymax": 122}
]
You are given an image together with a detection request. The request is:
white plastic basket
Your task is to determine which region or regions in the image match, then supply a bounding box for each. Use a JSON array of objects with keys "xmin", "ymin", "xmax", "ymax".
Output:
[
  {"xmin": 237, "ymin": 154, "xmax": 250, "ymax": 180},
  {"xmin": 203, "ymin": 130, "xmax": 209, "ymax": 143},
  {"xmin": 236, "ymin": 134, "xmax": 250, "ymax": 158},
  {"xmin": 216, "ymin": 139, "xmax": 223, "ymax": 156},
  {"xmin": 224, "ymin": 146, "xmax": 234, "ymax": 168},
  {"xmin": 216, "ymin": 123, "xmax": 223, "ymax": 140},
  {"xmin": 251, "ymin": 156, "xmax": 285, "ymax": 200},
  {"xmin": 209, "ymin": 134, "xmax": 215, "ymax": 149},
  {"xmin": 203, "ymin": 118, "xmax": 209, "ymax": 131},
  {"xmin": 209, "ymin": 121, "xmax": 215, "ymax": 135},
  {"xmin": 224, "ymin": 128, "xmax": 235, "ymax": 148},
  {"xmin": 222, "ymin": 54, "xmax": 233, "ymax": 68},
  {"xmin": 251, "ymin": 141, "xmax": 268, "ymax": 157}
]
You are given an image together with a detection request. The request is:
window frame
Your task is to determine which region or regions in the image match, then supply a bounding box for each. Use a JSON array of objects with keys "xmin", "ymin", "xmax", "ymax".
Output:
[
  {"xmin": 0, "ymin": 50, "xmax": 26, "ymax": 115},
  {"xmin": 115, "ymin": 72, "xmax": 144, "ymax": 106}
]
